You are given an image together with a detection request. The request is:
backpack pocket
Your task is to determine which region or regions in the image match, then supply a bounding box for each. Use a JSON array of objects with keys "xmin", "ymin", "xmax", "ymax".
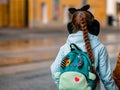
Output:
[{"xmin": 59, "ymin": 72, "xmax": 91, "ymax": 90}]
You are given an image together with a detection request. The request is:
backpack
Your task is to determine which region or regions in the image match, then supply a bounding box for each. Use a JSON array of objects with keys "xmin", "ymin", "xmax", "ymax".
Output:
[{"xmin": 55, "ymin": 43, "xmax": 96, "ymax": 90}]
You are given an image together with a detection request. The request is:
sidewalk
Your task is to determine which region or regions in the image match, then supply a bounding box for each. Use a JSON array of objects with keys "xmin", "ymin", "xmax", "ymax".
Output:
[
  {"xmin": 0, "ymin": 28, "xmax": 67, "ymax": 66},
  {"xmin": 0, "ymin": 25, "xmax": 119, "ymax": 34},
  {"xmin": 101, "ymin": 25, "xmax": 120, "ymax": 30}
]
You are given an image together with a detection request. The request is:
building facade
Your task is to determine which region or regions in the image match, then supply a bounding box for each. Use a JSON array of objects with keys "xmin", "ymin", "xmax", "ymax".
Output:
[
  {"xmin": 9, "ymin": 0, "xmax": 28, "ymax": 27},
  {"xmin": 59, "ymin": 0, "xmax": 81, "ymax": 23},
  {"xmin": 0, "ymin": 0, "xmax": 28, "ymax": 27},
  {"xmin": 88, "ymin": 0, "xmax": 106, "ymax": 26},
  {"xmin": 29, "ymin": 0, "xmax": 53, "ymax": 27},
  {"xmin": 0, "ymin": 0, "xmax": 107, "ymax": 28},
  {"xmin": 0, "ymin": 0, "xmax": 8, "ymax": 27}
]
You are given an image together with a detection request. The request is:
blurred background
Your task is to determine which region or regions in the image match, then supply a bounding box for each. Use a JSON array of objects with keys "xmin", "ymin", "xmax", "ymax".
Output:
[
  {"xmin": 0, "ymin": 0, "xmax": 120, "ymax": 90},
  {"xmin": 0, "ymin": 0, "xmax": 120, "ymax": 27}
]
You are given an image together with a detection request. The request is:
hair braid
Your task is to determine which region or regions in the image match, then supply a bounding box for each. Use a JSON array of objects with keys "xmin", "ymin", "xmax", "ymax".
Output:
[
  {"xmin": 79, "ymin": 12, "xmax": 94, "ymax": 63},
  {"xmin": 72, "ymin": 11, "xmax": 94, "ymax": 62}
]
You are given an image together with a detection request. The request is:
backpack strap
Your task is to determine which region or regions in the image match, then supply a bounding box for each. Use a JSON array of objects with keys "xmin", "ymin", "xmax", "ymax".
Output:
[{"xmin": 70, "ymin": 43, "xmax": 82, "ymax": 51}]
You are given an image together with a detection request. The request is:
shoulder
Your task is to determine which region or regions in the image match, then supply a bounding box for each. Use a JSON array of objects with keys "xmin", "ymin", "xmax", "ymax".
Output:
[
  {"xmin": 95, "ymin": 42, "xmax": 108, "ymax": 58},
  {"xmin": 60, "ymin": 43, "xmax": 70, "ymax": 50},
  {"xmin": 60, "ymin": 43, "xmax": 71, "ymax": 55},
  {"xmin": 94, "ymin": 41, "xmax": 106, "ymax": 52},
  {"xmin": 91, "ymin": 37, "xmax": 107, "ymax": 57}
]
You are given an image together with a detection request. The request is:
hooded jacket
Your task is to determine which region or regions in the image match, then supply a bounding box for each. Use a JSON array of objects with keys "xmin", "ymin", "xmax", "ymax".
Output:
[{"xmin": 50, "ymin": 31, "xmax": 118, "ymax": 90}]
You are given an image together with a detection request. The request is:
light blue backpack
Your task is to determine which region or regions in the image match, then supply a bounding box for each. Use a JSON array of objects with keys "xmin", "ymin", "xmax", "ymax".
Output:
[{"xmin": 55, "ymin": 43, "xmax": 96, "ymax": 90}]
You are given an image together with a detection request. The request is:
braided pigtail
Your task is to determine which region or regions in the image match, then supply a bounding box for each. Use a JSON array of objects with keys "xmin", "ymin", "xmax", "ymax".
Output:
[{"xmin": 79, "ymin": 12, "xmax": 94, "ymax": 63}]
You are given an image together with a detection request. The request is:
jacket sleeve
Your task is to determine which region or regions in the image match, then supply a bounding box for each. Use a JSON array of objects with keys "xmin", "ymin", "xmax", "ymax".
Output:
[
  {"xmin": 50, "ymin": 47, "xmax": 65, "ymax": 86},
  {"xmin": 98, "ymin": 46, "xmax": 118, "ymax": 90}
]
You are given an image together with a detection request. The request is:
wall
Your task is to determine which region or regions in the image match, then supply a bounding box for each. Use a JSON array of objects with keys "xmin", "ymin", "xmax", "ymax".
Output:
[
  {"xmin": 28, "ymin": 0, "xmax": 53, "ymax": 27},
  {"xmin": 0, "ymin": 0, "xmax": 107, "ymax": 28},
  {"xmin": 59, "ymin": 0, "xmax": 81, "ymax": 23},
  {"xmin": 9, "ymin": 0, "xmax": 27, "ymax": 27},
  {"xmin": 0, "ymin": 2, "xmax": 8, "ymax": 27},
  {"xmin": 88, "ymin": 0, "xmax": 106, "ymax": 26}
]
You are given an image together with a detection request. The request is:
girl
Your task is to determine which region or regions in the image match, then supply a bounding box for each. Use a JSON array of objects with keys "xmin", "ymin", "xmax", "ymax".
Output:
[{"xmin": 51, "ymin": 5, "xmax": 118, "ymax": 90}]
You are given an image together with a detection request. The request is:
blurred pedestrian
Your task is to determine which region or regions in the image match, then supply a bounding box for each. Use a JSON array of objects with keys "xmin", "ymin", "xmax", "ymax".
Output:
[{"xmin": 50, "ymin": 5, "xmax": 118, "ymax": 90}]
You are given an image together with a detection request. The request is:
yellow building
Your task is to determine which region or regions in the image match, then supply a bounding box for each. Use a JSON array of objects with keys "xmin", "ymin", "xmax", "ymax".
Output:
[
  {"xmin": 0, "ymin": 1, "xmax": 8, "ymax": 27},
  {"xmin": 29, "ymin": 0, "xmax": 81, "ymax": 27},
  {"xmin": 9, "ymin": 0, "xmax": 28, "ymax": 27},
  {"xmin": 88, "ymin": 0, "xmax": 106, "ymax": 26},
  {"xmin": 0, "ymin": 0, "xmax": 28, "ymax": 27},
  {"xmin": 59, "ymin": 0, "xmax": 106, "ymax": 25},
  {"xmin": 29, "ymin": 0, "xmax": 53, "ymax": 27},
  {"xmin": 59, "ymin": 0, "xmax": 81, "ymax": 23},
  {"xmin": 0, "ymin": 0, "xmax": 107, "ymax": 28}
]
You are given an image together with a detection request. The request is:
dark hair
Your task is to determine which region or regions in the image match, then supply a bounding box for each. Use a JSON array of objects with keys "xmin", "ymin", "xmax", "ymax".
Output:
[
  {"xmin": 67, "ymin": 5, "xmax": 100, "ymax": 36},
  {"xmin": 67, "ymin": 22, "xmax": 74, "ymax": 34},
  {"xmin": 67, "ymin": 16, "xmax": 100, "ymax": 36}
]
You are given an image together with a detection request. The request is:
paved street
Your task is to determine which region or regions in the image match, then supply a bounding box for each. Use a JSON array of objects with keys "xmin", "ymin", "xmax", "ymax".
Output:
[{"xmin": 0, "ymin": 68, "xmax": 57, "ymax": 90}]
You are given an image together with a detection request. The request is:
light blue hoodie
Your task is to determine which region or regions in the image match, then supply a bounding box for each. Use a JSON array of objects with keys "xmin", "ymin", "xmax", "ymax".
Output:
[{"xmin": 50, "ymin": 31, "xmax": 118, "ymax": 90}]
